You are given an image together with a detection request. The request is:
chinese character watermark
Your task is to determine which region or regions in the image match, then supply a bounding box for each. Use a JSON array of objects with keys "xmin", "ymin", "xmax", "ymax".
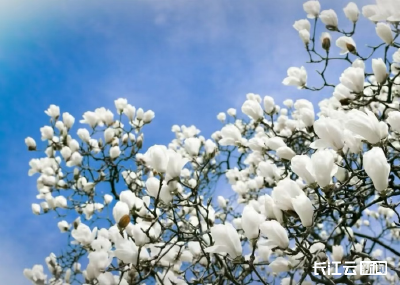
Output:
[
  {"xmin": 360, "ymin": 261, "xmax": 387, "ymax": 275},
  {"xmin": 313, "ymin": 261, "xmax": 387, "ymax": 276}
]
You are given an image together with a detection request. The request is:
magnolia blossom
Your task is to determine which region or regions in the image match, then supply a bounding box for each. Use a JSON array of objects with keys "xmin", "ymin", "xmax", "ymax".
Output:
[
  {"xmin": 115, "ymin": 98, "xmax": 128, "ymax": 113},
  {"xmin": 205, "ymin": 223, "xmax": 242, "ymax": 258},
  {"xmin": 263, "ymin": 96, "xmax": 275, "ymax": 114},
  {"xmin": 282, "ymin": 66, "xmax": 307, "ymax": 89},
  {"xmin": 311, "ymin": 117, "xmax": 344, "ymax": 150},
  {"xmin": 114, "ymin": 238, "xmax": 144, "ymax": 265},
  {"xmin": 376, "ymin": 22, "xmax": 393, "ymax": 44},
  {"xmin": 269, "ymin": 257, "xmax": 290, "ymax": 273},
  {"xmin": 219, "ymin": 124, "xmax": 242, "ymax": 146},
  {"xmin": 45, "ymin": 104, "xmax": 60, "ymax": 119},
  {"xmin": 362, "ymin": 0, "xmax": 400, "ymax": 22},
  {"xmin": 62, "ymin": 112, "xmax": 75, "ymax": 129},
  {"xmin": 346, "ymin": 109, "xmax": 388, "ymax": 144},
  {"xmin": 241, "ymin": 99, "xmax": 264, "ymax": 121},
  {"xmin": 143, "ymin": 110, "xmax": 155, "ymax": 123},
  {"xmin": 320, "ymin": 9, "xmax": 338, "ymax": 30},
  {"xmin": 25, "ymin": 137, "xmax": 36, "ymax": 150},
  {"xmin": 260, "ymin": 220, "xmax": 289, "ymax": 249},
  {"xmin": 40, "ymin": 126, "xmax": 54, "ymax": 141},
  {"xmin": 363, "ymin": 147, "xmax": 390, "ymax": 192},
  {"xmin": 299, "ymin": 29, "xmax": 310, "ymax": 45},
  {"xmin": 272, "ymin": 178, "xmax": 305, "ymax": 211},
  {"xmin": 339, "ymin": 67, "xmax": 364, "ymax": 93},
  {"xmin": 71, "ymin": 224, "xmax": 97, "ymax": 246},
  {"xmin": 291, "ymin": 155, "xmax": 316, "ymax": 185},
  {"xmin": 307, "ymin": 150, "xmax": 338, "ymax": 188},
  {"xmin": 320, "ymin": 32, "xmax": 331, "ymax": 51},
  {"xmin": 372, "ymin": 58, "xmax": 388, "ymax": 84},
  {"xmin": 336, "ymin": 36, "xmax": 356, "ymax": 54},
  {"xmin": 293, "ymin": 19, "xmax": 310, "ymax": 31},
  {"xmin": 292, "ymin": 195, "xmax": 314, "ymax": 227},
  {"xmin": 332, "ymin": 245, "xmax": 344, "ymax": 262},
  {"xmin": 343, "ymin": 2, "xmax": 359, "ymax": 22},
  {"xmin": 387, "ymin": 111, "xmax": 400, "ymax": 132},
  {"xmin": 241, "ymin": 205, "xmax": 263, "ymax": 240},
  {"xmin": 303, "ymin": 0, "xmax": 320, "ymax": 18},
  {"xmin": 276, "ymin": 146, "xmax": 296, "ymax": 160},
  {"xmin": 184, "ymin": 137, "xmax": 201, "ymax": 156}
]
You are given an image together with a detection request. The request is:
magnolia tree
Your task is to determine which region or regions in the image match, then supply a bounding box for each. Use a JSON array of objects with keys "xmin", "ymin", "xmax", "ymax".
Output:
[{"xmin": 23, "ymin": 0, "xmax": 400, "ymax": 284}]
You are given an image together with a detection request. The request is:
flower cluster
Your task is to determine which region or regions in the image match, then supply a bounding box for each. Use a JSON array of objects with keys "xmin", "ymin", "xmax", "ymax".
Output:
[{"xmin": 24, "ymin": 1, "xmax": 400, "ymax": 284}]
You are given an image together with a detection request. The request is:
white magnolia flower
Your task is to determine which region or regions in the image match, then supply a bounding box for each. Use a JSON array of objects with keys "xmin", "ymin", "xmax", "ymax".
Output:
[
  {"xmin": 291, "ymin": 155, "xmax": 316, "ymax": 185},
  {"xmin": 260, "ymin": 220, "xmax": 289, "ymax": 249},
  {"xmin": 205, "ymin": 223, "xmax": 242, "ymax": 258},
  {"xmin": 269, "ymin": 257, "xmax": 290, "ymax": 273},
  {"xmin": 293, "ymin": 19, "xmax": 311, "ymax": 31},
  {"xmin": 363, "ymin": 147, "xmax": 390, "ymax": 192},
  {"xmin": 307, "ymin": 149, "xmax": 338, "ymax": 188},
  {"xmin": 376, "ymin": 22, "xmax": 393, "ymax": 44},
  {"xmin": 45, "ymin": 105, "xmax": 60, "ymax": 119},
  {"xmin": 292, "ymin": 195, "xmax": 314, "ymax": 227},
  {"xmin": 219, "ymin": 124, "xmax": 242, "ymax": 146},
  {"xmin": 336, "ymin": 36, "xmax": 356, "ymax": 54},
  {"xmin": 372, "ymin": 58, "xmax": 388, "ymax": 84},
  {"xmin": 346, "ymin": 109, "xmax": 388, "ymax": 144},
  {"xmin": 241, "ymin": 99, "xmax": 264, "ymax": 121},
  {"xmin": 320, "ymin": 9, "xmax": 339, "ymax": 30},
  {"xmin": 303, "ymin": 0, "xmax": 320, "ymax": 18},
  {"xmin": 282, "ymin": 66, "xmax": 307, "ymax": 89},
  {"xmin": 343, "ymin": 2, "xmax": 359, "ymax": 22},
  {"xmin": 332, "ymin": 245, "xmax": 344, "ymax": 262},
  {"xmin": 241, "ymin": 205, "xmax": 263, "ymax": 240}
]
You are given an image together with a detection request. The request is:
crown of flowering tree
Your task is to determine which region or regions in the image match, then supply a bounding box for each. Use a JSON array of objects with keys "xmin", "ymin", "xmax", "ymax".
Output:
[{"xmin": 23, "ymin": 1, "xmax": 400, "ymax": 284}]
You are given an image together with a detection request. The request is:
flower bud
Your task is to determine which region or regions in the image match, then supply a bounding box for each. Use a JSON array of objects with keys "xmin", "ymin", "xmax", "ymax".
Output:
[
  {"xmin": 372, "ymin": 58, "xmax": 388, "ymax": 84},
  {"xmin": 363, "ymin": 147, "xmax": 390, "ymax": 192},
  {"xmin": 25, "ymin": 137, "xmax": 37, "ymax": 151},
  {"xmin": 320, "ymin": 32, "xmax": 331, "ymax": 51},
  {"xmin": 376, "ymin": 22, "xmax": 393, "ymax": 45},
  {"xmin": 45, "ymin": 104, "xmax": 60, "ymax": 120},
  {"xmin": 143, "ymin": 110, "xmax": 155, "ymax": 123},
  {"xmin": 320, "ymin": 9, "xmax": 339, "ymax": 31},
  {"xmin": 303, "ymin": 0, "xmax": 320, "ymax": 19},
  {"xmin": 32, "ymin": 203, "xmax": 41, "ymax": 215},
  {"xmin": 118, "ymin": 214, "xmax": 131, "ymax": 229},
  {"xmin": 299, "ymin": 29, "xmax": 310, "ymax": 45},
  {"xmin": 115, "ymin": 98, "xmax": 128, "ymax": 114},
  {"xmin": 343, "ymin": 2, "xmax": 359, "ymax": 23}
]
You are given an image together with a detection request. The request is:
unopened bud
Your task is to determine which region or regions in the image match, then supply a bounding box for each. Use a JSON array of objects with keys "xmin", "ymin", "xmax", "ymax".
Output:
[
  {"xmin": 118, "ymin": 214, "xmax": 130, "ymax": 229},
  {"xmin": 320, "ymin": 33, "xmax": 331, "ymax": 52},
  {"xmin": 322, "ymin": 38, "xmax": 330, "ymax": 51},
  {"xmin": 346, "ymin": 43, "xmax": 356, "ymax": 54}
]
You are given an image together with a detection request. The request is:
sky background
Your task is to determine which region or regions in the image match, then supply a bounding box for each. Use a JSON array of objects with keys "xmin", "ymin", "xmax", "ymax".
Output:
[{"xmin": 0, "ymin": 0, "xmax": 379, "ymax": 284}]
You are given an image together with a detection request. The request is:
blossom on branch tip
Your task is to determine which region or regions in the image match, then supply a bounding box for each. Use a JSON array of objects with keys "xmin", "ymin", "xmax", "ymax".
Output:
[
  {"xmin": 343, "ymin": 2, "xmax": 359, "ymax": 23},
  {"xmin": 241, "ymin": 99, "xmax": 264, "ymax": 121},
  {"xmin": 363, "ymin": 147, "xmax": 390, "ymax": 192},
  {"xmin": 336, "ymin": 36, "xmax": 357, "ymax": 55},
  {"xmin": 205, "ymin": 222, "xmax": 242, "ymax": 258},
  {"xmin": 320, "ymin": 9, "xmax": 339, "ymax": 31},
  {"xmin": 376, "ymin": 22, "xmax": 393, "ymax": 45},
  {"xmin": 303, "ymin": 0, "xmax": 320, "ymax": 19},
  {"xmin": 372, "ymin": 58, "xmax": 388, "ymax": 84},
  {"xmin": 282, "ymin": 66, "xmax": 307, "ymax": 89},
  {"xmin": 259, "ymin": 220, "xmax": 289, "ymax": 249}
]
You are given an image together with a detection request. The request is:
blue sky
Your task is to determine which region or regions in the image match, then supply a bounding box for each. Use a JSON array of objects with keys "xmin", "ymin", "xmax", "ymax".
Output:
[{"xmin": 0, "ymin": 0, "xmax": 378, "ymax": 284}]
